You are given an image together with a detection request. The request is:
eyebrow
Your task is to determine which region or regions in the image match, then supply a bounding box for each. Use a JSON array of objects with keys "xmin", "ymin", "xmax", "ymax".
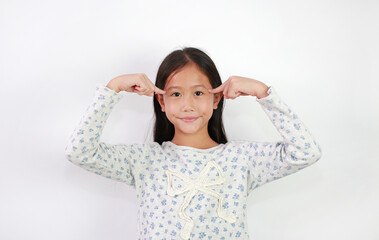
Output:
[{"xmin": 166, "ymin": 85, "xmax": 207, "ymax": 91}]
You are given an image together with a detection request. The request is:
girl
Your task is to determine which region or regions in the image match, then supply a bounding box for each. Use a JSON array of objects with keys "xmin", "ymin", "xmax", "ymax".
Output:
[{"xmin": 65, "ymin": 47, "xmax": 322, "ymax": 240}]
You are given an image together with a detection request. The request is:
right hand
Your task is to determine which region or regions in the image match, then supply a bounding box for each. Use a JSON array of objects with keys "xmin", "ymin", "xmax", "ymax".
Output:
[{"xmin": 106, "ymin": 73, "xmax": 166, "ymax": 96}]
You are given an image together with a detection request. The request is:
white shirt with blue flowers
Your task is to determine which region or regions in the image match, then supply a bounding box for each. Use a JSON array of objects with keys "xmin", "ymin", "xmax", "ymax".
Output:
[{"xmin": 65, "ymin": 84, "xmax": 322, "ymax": 240}]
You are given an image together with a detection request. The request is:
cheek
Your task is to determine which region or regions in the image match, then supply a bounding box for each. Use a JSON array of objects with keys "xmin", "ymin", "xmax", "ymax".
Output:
[
  {"xmin": 163, "ymin": 101, "xmax": 176, "ymax": 115},
  {"xmin": 200, "ymin": 99, "xmax": 215, "ymax": 115}
]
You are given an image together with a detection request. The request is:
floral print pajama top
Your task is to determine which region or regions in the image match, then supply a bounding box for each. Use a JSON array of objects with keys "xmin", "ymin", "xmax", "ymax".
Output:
[{"xmin": 65, "ymin": 84, "xmax": 322, "ymax": 240}]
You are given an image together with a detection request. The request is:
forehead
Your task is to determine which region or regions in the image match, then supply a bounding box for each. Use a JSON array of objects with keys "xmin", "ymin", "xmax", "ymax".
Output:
[{"xmin": 165, "ymin": 64, "xmax": 211, "ymax": 89}]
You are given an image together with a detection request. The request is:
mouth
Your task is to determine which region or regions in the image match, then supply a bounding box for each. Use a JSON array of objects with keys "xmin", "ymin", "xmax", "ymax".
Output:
[{"xmin": 180, "ymin": 117, "xmax": 198, "ymax": 123}]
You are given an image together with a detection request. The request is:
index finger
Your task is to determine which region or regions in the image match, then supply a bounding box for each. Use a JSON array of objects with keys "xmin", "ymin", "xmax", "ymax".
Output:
[
  {"xmin": 154, "ymin": 86, "xmax": 166, "ymax": 95},
  {"xmin": 208, "ymin": 82, "xmax": 226, "ymax": 93}
]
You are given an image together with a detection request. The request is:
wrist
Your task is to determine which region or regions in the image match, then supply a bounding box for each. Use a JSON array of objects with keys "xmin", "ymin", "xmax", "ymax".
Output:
[
  {"xmin": 106, "ymin": 79, "xmax": 121, "ymax": 93},
  {"xmin": 255, "ymin": 85, "xmax": 269, "ymax": 99}
]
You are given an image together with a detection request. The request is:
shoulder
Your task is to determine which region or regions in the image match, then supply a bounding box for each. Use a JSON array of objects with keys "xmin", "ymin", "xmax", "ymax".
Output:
[
  {"xmin": 222, "ymin": 140, "xmax": 254, "ymax": 153},
  {"xmin": 138, "ymin": 142, "xmax": 164, "ymax": 151},
  {"xmin": 120, "ymin": 142, "xmax": 163, "ymax": 156},
  {"xmin": 225, "ymin": 140, "xmax": 251, "ymax": 147}
]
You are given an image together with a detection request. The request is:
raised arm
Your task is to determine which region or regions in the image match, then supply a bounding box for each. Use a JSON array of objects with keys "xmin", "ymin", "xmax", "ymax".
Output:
[
  {"xmin": 64, "ymin": 74, "xmax": 165, "ymax": 186},
  {"xmin": 243, "ymin": 86, "xmax": 322, "ymax": 194},
  {"xmin": 64, "ymin": 84, "xmax": 142, "ymax": 186}
]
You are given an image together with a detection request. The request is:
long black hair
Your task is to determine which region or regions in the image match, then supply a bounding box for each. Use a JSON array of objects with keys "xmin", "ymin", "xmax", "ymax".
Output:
[{"xmin": 153, "ymin": 47, "xmax": 227, "ymax": 145}]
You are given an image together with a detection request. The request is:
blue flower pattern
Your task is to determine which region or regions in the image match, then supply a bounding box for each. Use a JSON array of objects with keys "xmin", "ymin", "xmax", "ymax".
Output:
[{"xmin": 65, "ymin": 84, "xmax": 322, "ymax": 239}]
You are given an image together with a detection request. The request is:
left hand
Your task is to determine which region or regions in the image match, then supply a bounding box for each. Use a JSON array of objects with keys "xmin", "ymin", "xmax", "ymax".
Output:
[{"xmin": 208, "ymin": 76, "xmax": 269, "ymax": 99}]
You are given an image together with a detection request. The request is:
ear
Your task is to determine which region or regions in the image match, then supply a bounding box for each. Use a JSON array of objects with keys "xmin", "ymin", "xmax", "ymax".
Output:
[
  {"xmin": 213, "ymin": 92, "xmax": 223, "ymax": 109},
  {"xmin": 155, "ymin": 93, "xmax": 165, "ymax": 112}
]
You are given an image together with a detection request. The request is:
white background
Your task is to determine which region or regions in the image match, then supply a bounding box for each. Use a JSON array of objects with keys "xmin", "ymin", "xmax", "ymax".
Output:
[{"xmin": 1, "ymin": 0, "xmax": 378, "ymax": 239}]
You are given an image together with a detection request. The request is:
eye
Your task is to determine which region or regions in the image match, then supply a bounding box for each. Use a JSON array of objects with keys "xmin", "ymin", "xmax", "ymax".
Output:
[
  {"xmin": 171, "ymin": 92, "xmax": 181, "ymax": 97},
  {"xmin": 170, "ymin": 91, "xmax": 203, "ymax": 97},
  {"xmin": 194, "ymin": 91, "xmax": 203, "ymax": 96}
]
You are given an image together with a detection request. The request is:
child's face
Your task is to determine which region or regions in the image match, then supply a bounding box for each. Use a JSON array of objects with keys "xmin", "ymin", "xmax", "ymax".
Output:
[{"xmin": 156, "ymin": 63, "xmax": 222, "ymax": 138}]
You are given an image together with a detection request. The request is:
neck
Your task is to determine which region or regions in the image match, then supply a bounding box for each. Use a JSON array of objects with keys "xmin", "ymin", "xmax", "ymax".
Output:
[{"xmin": 171, "ymin": 135, "xmax": 219, "ymax": 149}]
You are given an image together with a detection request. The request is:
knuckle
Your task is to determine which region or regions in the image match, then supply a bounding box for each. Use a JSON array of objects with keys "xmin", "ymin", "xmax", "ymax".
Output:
[{"xmin": 137, "ymin": 73, "xmax": 145, "ymax": 79}]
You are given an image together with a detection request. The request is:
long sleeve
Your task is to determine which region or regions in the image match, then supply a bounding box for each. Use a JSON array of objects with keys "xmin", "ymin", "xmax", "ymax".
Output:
[
  {"xmin": 64, "ymin": 84, "xmax": 147, "ymax": 187},
  {"xmin": 245, "ymin": 86, "xmax": 322, "ymax": 194}
]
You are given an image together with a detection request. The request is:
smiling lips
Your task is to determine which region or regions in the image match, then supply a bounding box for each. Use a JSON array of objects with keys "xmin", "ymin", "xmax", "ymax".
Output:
[{"xmin": 180, "ymin": 117, "xmax": 198, "ymax": 123}]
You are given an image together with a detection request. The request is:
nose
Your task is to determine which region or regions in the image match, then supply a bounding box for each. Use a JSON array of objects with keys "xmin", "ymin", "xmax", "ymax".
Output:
[{"xmin": 181, "ymin": 95, "xmax": 196, "ymax": 112}]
